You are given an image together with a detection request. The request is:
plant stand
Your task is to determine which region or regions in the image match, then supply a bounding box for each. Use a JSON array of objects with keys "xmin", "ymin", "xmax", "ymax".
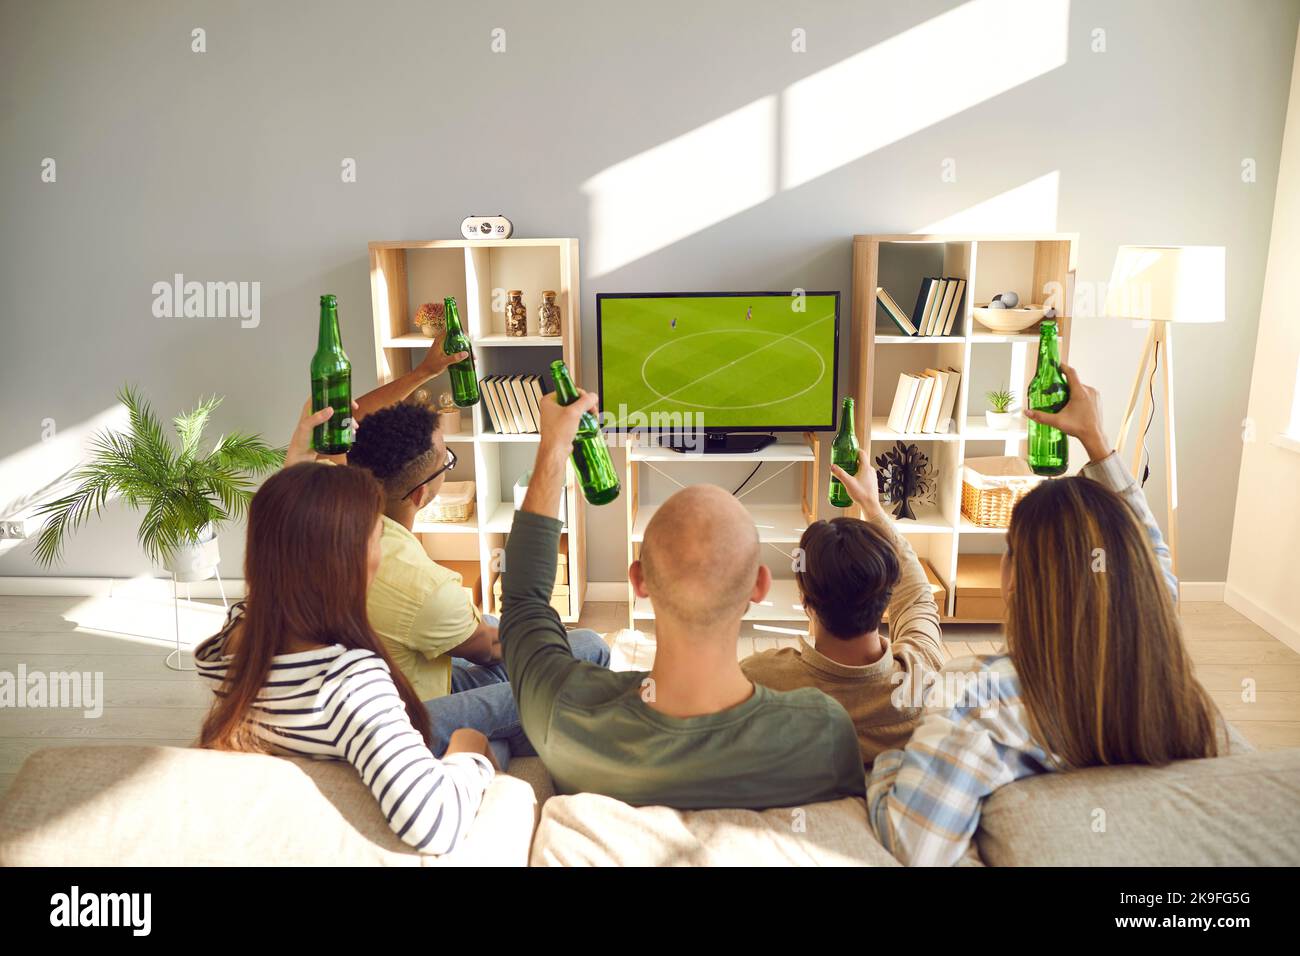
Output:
[{"xmin": 164, "ymin": 569, "xmax": 228, "ymax": 672}]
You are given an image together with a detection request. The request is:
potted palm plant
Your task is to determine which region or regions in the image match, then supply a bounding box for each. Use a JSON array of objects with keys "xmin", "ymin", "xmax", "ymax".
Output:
[
  {"xmin": 985, "ymin": 387, "xmax": 1017, "ymax": 431},
  {"xmin": 33, "ymin": 386, "xmax": 283, "ymax": 580}
]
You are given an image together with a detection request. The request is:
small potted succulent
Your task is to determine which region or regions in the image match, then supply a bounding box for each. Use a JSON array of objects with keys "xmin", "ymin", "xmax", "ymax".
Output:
[
  {"xmin": 985, "ymin": 387, "xmax": 1017, "ymax": 431},
  {"xmin": 414, "ymin": 301, "xmax": 446, "ymax": 338}
]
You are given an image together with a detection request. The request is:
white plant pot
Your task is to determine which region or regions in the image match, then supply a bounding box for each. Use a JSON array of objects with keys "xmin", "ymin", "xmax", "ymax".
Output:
[
  {"xmin": 164, "ymin": 529, "xmax": 221, "ymax": 583},
  {"xmin": 985, "ymin": 410, "xmax": 1016, "ymax": 431}
]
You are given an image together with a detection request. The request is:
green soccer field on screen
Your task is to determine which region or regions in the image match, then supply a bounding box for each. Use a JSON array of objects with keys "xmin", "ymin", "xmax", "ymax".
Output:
[{"xmin": 598, "ymin": 293, "xmax": 839, "ymax": 430}]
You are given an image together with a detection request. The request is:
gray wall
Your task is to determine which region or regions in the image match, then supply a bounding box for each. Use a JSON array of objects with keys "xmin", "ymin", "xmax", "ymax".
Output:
[{"xmin": 1, "ymin": 0, "xmax": 1295, "ymax": 583}]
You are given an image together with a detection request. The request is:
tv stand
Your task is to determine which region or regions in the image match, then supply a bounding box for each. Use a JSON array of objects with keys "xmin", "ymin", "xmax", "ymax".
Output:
[
  {"xmin": 623, "ymin": 431, "xmax": 821, "ymax": 630},
  {"xmin": 661, "ymin": 432, "xmax": 777, "ymax": 455}
]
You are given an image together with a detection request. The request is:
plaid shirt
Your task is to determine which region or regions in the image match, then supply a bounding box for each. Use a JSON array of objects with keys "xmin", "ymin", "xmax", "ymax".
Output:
[{"xmin": 867, "ymin": 452, "xmax": 1178, "ymax": 866}]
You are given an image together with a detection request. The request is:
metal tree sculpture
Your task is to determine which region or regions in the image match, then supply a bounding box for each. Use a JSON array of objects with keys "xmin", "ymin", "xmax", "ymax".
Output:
[{"xmin": 874, "ymin": 441, "xmax": 933, "ymax": 521}]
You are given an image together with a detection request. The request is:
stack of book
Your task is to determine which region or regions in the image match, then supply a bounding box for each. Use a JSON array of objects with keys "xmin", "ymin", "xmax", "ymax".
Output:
[
  {"xmin": 883, "ymin": 367, "xmax": 962, "ymax": 435},
  {"xmin": 481, "ymin": 374, "xmax": 546, "ymax": 434},
  {"xmin": 877, "ymin": 277, "xmax": 966, "ymax": 336}
]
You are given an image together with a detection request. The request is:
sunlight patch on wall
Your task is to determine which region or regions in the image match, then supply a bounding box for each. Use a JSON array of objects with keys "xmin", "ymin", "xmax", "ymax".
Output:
[
  {"xmin": 918, "ymin": 171, "xmax": 1060, "ymax": 232},
  {"xmin": 781, "ymin": 0, "xmax": 1070, "ymax": 190},
  {"xmin": 0, "ymin": 404, "xmax": 128, "ymax": 522},
  {"xmin": 582, "ymin": 97, "xmax": 777, "ymax": 276}
]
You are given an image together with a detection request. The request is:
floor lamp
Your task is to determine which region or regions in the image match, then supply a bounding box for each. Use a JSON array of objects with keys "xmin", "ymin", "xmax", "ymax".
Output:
[{"xmin": 1104, "ymin": 245, "xmax": 1227, "ymax": 580}]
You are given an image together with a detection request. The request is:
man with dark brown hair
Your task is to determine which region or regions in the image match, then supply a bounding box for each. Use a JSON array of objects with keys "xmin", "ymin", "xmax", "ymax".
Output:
[{"xmin": 742, "ymin": 463, "xmax": 946, "ymax": 766}]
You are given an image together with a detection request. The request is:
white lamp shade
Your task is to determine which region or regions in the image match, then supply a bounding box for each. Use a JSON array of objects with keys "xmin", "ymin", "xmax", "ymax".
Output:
[{"xmin": 1103, "ymin": 245, "xmax": 1226, "ymax": 323}]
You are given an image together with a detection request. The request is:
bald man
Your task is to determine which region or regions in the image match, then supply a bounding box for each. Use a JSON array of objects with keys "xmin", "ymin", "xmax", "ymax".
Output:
[{"xmin": 499, "ymin": 390, "xmax": 865, "ymax": 809}]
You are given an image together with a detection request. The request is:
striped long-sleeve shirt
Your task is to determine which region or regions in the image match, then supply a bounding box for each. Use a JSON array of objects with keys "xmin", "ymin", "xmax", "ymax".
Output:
[
  {"xmin": 195, "ymin": 613, "xmax": 494, "ymax": 855},
  {"xmin": 867, "ymin": 452, "xmax": 1178, "ymax": 866}
]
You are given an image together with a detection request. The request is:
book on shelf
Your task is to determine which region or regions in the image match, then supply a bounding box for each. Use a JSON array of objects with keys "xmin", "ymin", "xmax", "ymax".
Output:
[
  {"xmin": 884, "ymin": 366, "xmax": 962, "ymax": 435},
  {"xmin": 905, "ymin": 374, "xmax": 935, "ymax": 433},
  {"xmin": 484, "ymin": 378, "xmax": 511, "ymax": 433},
  {"xmin": 941, "ymin": 278, "xmax": 965, "ymax": 335},
  {"xmin": 924, "ymin": 279, "xmax": 950, "ymax": 335},
  {"xmin": 910, "ymin": 278, "xmax": 941, "ymax": 335},
  {"xmin": 920, "ymin": 366, "xmax": 961, "ymax": 434},
  {"xmin": 920, "ymin": 369, "xmax": 948, "ymax": 433},
  {"xmin": 886, "ymin": 373, "xmax": 922, "ymax": 433},
  {"xmin": 900, "ymin": 276, "xmax": 967, "ymax": 336},
  {"xmin": 480, "ymin": 374, "xmax": 546, "ymax": 434},
  {"xmin": 502, "ymin": 379, "xmax": 528, "ymax": 432},
  {"xmin": 931, "ymin": 366, "xmax": 961, "ymax": 434},
  {"xmin": 877, "ymin": 287, "xmax": 918, "ymax": 335}
]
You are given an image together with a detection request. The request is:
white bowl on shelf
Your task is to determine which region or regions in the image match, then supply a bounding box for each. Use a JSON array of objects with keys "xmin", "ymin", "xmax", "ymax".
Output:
[{"xmin": 973, "ymin": 304, "xmax": 1046, "ymax": 334}]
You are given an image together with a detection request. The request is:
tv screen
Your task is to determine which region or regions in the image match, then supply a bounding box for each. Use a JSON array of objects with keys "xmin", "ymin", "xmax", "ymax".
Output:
[{"xmin": 596, "ymin": 291, "xmax": 840, "ymax": 432}]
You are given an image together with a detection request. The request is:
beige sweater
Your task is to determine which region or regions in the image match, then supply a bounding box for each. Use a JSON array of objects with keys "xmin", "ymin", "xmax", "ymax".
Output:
[{"xmin": 741, "ymin": 517, "xmax": 946, "ymax": 766}]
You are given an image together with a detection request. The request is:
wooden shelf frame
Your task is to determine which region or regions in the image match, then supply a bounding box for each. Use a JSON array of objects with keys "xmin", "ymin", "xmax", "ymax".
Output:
[
  {"xmin": 850, "ymin": 233, "xmax": 1077, "ymax": 623},
  {"xmin": 368, "ymin": 237, "xmax": 587, "ymax": 623},
  {"xmin": 622, "ymin": 432, "xmax": 821, "ymax": 630}
]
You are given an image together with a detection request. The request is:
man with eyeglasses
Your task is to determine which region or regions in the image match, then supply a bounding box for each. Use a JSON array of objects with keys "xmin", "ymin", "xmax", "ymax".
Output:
[{"xmin": 347, "ymin": 400, "xmax": 610, "ymax": 768}]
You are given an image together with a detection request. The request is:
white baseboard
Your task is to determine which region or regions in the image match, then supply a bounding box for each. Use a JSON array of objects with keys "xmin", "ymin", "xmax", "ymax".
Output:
[
  {"xmin": 0, "ymin": 576, "xmax": 246, "ymax": 599},
  {"xmin": 1180, "ymin": 581, "xmax": 1225, "ymax": 602},
  {"xmin": 1224, "ymin": 584, "xmax": 1300, "ymax": 655}
]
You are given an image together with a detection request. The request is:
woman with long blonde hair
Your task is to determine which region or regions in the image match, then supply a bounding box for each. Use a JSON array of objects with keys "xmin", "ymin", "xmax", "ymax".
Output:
[
  {"xmin": 195, "ymin": 462, "xmax": 497, "ymax": 855},
  {"xmin": 861, "ymin": 365, "xmax": 1221, "ymax": 866}
]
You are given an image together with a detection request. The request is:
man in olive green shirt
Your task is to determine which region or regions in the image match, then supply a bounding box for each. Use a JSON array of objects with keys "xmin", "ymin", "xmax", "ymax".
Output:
[
  {"xmin": 501, "ymin": 391, "xmax": 865, "ymax": 810},
  {"xmin": 347, "ymin": 401, "xmax": 609, "ymax": 769}
]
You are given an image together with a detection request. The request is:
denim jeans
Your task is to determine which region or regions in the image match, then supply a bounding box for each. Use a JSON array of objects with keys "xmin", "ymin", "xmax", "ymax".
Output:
[{"xmin": 424, "ymin": 615, "xmax": 611, "ymax": 770}]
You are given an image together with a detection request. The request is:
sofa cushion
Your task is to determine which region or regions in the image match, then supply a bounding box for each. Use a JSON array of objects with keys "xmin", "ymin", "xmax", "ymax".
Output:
[
  {"xmin": 505, "ymin": 756, "xmax": 556, "ymax": 804},
  {"xmin": 531, "ymin": 792, "xmax": 899, "ymax": 866},
  {"xmin": 0, "ymin": 745, "xmax": 539, "ymax": 867},
  {"xmin": 977, "ymin": 748, "xmax": 1300, "ymax": 866}
]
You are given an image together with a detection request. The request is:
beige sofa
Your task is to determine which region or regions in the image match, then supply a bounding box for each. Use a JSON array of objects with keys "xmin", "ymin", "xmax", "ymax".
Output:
[
  {"xmin": 3, "ymin": 741, "xmax": 1299, "ymax": 866},
  {"xmin": 0, "ymin": 746, "xmax": 541, "ymax": 867}
]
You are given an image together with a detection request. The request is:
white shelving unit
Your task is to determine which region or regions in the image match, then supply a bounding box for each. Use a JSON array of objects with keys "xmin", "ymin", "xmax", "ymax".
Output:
[
  {"xmin": 622, "ymin": 433, "xmax": 821, "ymax": 630},
  {"xmin": 850, "ymin": 233, "xmax": 1077, "ymax": 622},
  {"xmin": 368, "ymin": 237, "xmax": 587, "ymax": 623}
]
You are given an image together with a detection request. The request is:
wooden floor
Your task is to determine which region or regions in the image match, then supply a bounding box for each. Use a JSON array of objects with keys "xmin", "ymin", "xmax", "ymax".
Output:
[{"xmin": 2, "ymin": 595, "xmax": 1298, "ymax": 797}]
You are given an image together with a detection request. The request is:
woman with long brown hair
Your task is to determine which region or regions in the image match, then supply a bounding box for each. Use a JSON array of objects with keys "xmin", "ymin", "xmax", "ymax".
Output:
[
  {"xmin": 195, "ymin": 462, "xmax": 496, "ymax": 855},
  {"xmin": 858, "ymin": 365, "xmax": 1221, "ymax": 866}
]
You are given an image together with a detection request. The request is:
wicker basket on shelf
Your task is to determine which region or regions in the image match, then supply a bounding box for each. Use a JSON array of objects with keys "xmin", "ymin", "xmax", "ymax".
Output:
[
  {"xmin": 418, "ymin": 481, "xmax": 476, "ymax": 524},
  {"xmin": 960, "ymin": 457, "xmax": 1047, "ymax": 528}
]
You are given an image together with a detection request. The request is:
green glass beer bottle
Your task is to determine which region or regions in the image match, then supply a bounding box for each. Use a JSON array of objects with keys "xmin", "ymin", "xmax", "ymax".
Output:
[
  {"xmin": 550, "ymin": 360, "xmax": 620, "ymax": 506},
  {"xmin": 1027, "ymin": 318, "xmax": 1069, "ymax": 476},
  {"xmin": 829, "ymin": 396, "xmax": 860, "ymax": 508},
  {"xmin": 310, "ymin": 294, "xmax": 353, "ymax": 455},
  {"xmin": 443, "ymin": 297, "xmax": 480, "ymax": 407}
]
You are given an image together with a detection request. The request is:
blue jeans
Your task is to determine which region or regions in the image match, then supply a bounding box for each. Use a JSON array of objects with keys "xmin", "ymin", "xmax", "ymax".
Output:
[{"xmin": 424, "ymin": 615, "xmax": 610, "ymax": 770}]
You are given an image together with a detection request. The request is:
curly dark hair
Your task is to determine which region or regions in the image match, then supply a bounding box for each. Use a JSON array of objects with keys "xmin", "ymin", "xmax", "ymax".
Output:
[
  {"xmin": 347, "ymin": 402, "xmax": 441, "ymax": 500},
  {"xmin": 796, "ymin": 517, "xmax": 900, "ymax": 638}
]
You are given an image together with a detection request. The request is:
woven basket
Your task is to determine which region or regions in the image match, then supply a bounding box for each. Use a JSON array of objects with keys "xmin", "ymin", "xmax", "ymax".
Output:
[
  {"xmin": 960, "ymin": 457, "xmax": 1046, "ymax": 528},
  {"xmin": 419, "ymin": 480, "xmax": 476, "ymax": 524}
]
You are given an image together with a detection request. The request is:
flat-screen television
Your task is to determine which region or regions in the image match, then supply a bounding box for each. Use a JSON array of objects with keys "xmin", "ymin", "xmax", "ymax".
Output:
[{"xmin": 596, "ymin": 291, "xmax": 840, "ymax": 435}]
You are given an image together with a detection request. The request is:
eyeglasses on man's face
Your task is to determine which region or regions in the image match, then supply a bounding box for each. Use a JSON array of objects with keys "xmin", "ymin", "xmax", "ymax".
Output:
[{"xmin": 402, "ymin": 446, "xmax": 457, "ymax": 501}]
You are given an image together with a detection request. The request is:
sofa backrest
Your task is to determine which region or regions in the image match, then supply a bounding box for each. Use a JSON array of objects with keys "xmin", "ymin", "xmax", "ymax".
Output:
[
  {"xmin": 978, "ymin": 747, "xmax": 1300, "ymax": 866},
  {"xmin": 0, "ymin": 745, "xmax": 538, "ymax": 867},
  {"xmin": 531, "ymin": 791, "xmax": 900, "ymax": 866}
]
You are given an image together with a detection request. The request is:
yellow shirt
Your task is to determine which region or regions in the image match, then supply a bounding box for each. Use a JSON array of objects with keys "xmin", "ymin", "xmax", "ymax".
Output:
[{"xmin": 367, "ymin": 515, "xmax": 481, "ymax": 700}]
